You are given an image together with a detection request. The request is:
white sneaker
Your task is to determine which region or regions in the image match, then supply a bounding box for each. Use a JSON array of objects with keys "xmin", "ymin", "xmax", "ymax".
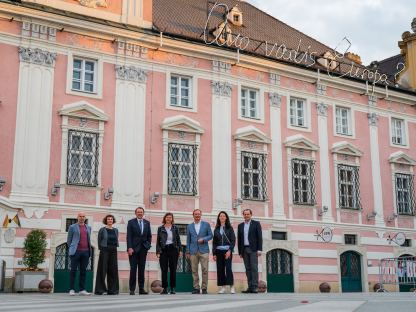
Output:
[
  {"xmin": 79, "ymin": 290, "xmax": 91, "ymax": 296},
  {"xmin": 218, "ymin": 286, "xmax": 226, "ymax": 294},
  {"xmin": 69, "ymin": 289, "xmax": 75, "ymax": 296},
  {"xmin": 230, "ymin": 286, "xmax": 236, "ymax": 294}
]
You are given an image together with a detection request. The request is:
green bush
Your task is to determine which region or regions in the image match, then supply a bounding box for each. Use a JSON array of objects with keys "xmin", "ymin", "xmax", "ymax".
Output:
[{"xmin": 22, "ymin": 229, "xmax": 47, "ymax": 271}]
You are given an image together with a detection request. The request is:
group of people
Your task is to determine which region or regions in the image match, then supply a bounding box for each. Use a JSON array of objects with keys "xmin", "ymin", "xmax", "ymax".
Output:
[{"xmin": 67, "ymin": 207, "xmax": 262, "ymax": 295}]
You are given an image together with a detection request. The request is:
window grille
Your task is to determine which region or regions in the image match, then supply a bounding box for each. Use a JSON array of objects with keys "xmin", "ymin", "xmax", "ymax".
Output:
[
  {"xmin": 271, "ymin": 231, "xmax": 287, "ymax": 240},
  {"xmin": 65, "ymin": 218, "xmax": 88, "ymax": 232},
  {"xmin": 67, "ymin": 130, "xmax": 99, "ymax": 187},
  {"xmin": 292, "ymin": 159, "xmax": 315, "ymax": 205},
  {"xmin": 241, "ymin": 152, "xmax": 267, "ymax": 201},
  {"xmin": 168, "ymin": 143, "xmax": 197, "ymax": 195},
  {"xmin": 170, "ymin": 75, "xmax": 191, "ymax": 108},
  {"xmin": 402, "ymin": 239, "xmax": 412, "ymax": 247},
  {"xmin": 338, "ymin": 165, "xmax": 361, "ymax": 209},
  {"xmin": 175, "ymin": 224, "xmax": 188, "ymax": 236},
  {"xmin": 267, "ymin": 249, "xmax": 292, "ymax": 275},
  {"xmin": 344, "ymin": 234, "xmax": 357, "ymax": 245},
  {"xmin": 395, "ymin": 173, "xmax": 415, "ymax": 215}
]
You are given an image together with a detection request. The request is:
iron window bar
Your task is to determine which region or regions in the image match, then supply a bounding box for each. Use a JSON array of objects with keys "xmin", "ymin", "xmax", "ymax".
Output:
[
  {"xmin": 292, "ymin": 159, "xmax": 316, "ymax": 205},
  {"xmin": 241, "ymin": 151, "xmax": 267, "ymax": 201},
  {"xmin": 395, "ymin": 173, "xmax": 415, "ymax": 215},
  {"xmin": 337, "ymin": 164, "xmax": 361, "ymax": 210},
  {"xmin": 168, "ymin": 143, "xmax": 198, "ymax": 196}
]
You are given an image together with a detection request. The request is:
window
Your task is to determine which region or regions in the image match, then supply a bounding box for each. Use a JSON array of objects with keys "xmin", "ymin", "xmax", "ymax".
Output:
[
  {"xmin": 402, "ymin": 239, "xmax": 412, "ymax": 247},
  {"xmin": 241, "ymin": 87, "xmax": 259, "ymax": 119},
  {"xmin": 65, "ymin": 218, "xmax": 88, "ymax": 232},
  {"xmin": 338, "ymin": 165, "xmax": 361, "ymax": 209},
  {"xmin": 67, "ymin": 130, "xmax": 99, "ymax": 186},
  {"xmin": 170, "ymin": 75, "xmax": 191, "ymax": 108},
  {"xmin": 175, "ymin": 224, "xmax": 188, "ymax": 236},
  {"xmin": 392, "ymin": 118, "xmax": 406, "ymax": 145},
  {"xmin": 233, "ymin": 15, "xmax": 240, "ymax": 23},
  {"xmin": 289, "ymin": 97, "xmax": 307, "ymax": 127},
  {"xmin": 168, "ymin": 143, "xmax": 197, "ymax": 195},
  {"xmin": 271, "ymin": 231, "xmax": 287, "ymax": 240},
  {"xmin": 344, "ymin": 234, "xmax": 357, "ymax": 245},
  {"xmin": 72, "ymin": 58, "xmax": 96, "ymax": 93},
  {"xmin": 335, "ymin": 107, "xmax": 352, "ymax": 135},
  {"xmin": 241, "ymin": 152, "xmax": 267, "ymax": 201},
  {"xmin": 395, "ymin": 173, "xmax": 415, "ymax": 215},
  {"xmin": 292, "ymin": 159, "xmax": 315, "ymax": 205}
]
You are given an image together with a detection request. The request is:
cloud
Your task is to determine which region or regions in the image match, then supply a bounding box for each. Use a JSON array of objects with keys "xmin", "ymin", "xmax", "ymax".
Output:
[{"xmin": 247, "ymin": 0, "xmax": 415, "ymax": 64}]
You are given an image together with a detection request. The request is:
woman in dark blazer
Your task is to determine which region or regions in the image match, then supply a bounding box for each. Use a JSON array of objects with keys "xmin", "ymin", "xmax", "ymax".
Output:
[
  {"xmin": 156, "ymin": 212, "xmax": 182, "ymax": 294},
  {"xmin": 213, "ymin": 211, "xmax": 236, "ymax": 294},
  {"xmin": 95, "ymin": 214, "xmax": 119, "ymax": 295}
]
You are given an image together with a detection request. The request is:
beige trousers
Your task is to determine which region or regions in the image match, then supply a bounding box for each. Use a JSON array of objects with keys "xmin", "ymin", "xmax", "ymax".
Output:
[{"xmin": 190, "ymin": 252, "xmax": 209, "ymax": 290}]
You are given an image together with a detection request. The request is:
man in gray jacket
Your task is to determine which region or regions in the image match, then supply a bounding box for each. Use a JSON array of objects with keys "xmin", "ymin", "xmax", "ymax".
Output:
[{"xmin": 67, "ymin": 212, "xmax": 92, "ymax": 296}]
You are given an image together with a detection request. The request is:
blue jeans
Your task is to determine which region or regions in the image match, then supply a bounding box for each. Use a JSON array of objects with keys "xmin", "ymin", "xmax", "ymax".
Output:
[{"xmin": 70, "ymin": 250, "xmax": 90, "ymax": 291}]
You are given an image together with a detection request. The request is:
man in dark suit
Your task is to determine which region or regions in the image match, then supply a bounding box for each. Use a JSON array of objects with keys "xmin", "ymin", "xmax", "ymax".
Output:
[
  {"xmin": 127, "ymin": 206, "xmax": 152, "ymax": 295},
  {"xmin": 238, "ymin": 209, "xmax": 262, "ymax": 293}
]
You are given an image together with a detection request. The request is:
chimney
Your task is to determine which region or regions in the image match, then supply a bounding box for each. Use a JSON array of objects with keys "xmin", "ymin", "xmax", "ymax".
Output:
[
  {"xmin": 398, "ymin": 18, "xmax": 416, "ymax": 89},
  {"xmin": 344, "ymin": 52, "xmax": 362, "ymax": 65}
]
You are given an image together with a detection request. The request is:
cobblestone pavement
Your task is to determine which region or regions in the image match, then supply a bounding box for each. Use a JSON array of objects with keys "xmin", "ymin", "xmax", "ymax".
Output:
[{"xmin": 0, "ymin": 292, "xmax": 415, "ymax": 312}]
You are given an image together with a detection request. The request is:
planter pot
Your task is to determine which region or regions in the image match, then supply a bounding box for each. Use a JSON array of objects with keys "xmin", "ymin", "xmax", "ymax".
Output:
[{"xmin": 15, "ymin": 271, "xmax": 48, "ymax": 292}]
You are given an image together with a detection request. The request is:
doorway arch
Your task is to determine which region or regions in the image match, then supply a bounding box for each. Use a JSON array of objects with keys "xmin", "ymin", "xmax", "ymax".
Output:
[{"xmin": 266, "ymin": 249, "xmax": 294, "ymax": 292}]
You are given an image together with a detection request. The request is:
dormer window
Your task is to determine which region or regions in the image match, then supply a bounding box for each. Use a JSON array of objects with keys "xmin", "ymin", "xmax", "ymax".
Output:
[{"xmin": 228, "ymin": 6, "xmax": 243, "ymax": 26}]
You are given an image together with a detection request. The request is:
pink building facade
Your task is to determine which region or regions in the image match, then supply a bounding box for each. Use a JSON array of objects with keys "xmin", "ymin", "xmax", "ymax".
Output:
[{"xmin": 0, "ymin": 0, "xmax": 416, "ymax": 293}]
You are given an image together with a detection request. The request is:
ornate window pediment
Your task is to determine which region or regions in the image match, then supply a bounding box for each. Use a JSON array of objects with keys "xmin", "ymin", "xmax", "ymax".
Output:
[
  {"xmin": 234, "ymin": 126, "xmax": 271, "ymax": 144},
  {"xmin": 284, "ymin": 134, "xmax": 318, "ymax": 151},
  {"xmin": 161, "ymin": 115, "xmax": 204, "ymax": 134},
  {"xmin": 331, "ymin": 141, "xmax": 363, "ymax": 157},
  {"xmin": 59, "ymin": 101, "xmax": 109, "ymax": 122},
  {"xmin": 389, "ymin": 151, "xmax": 416, "ymax": 165}
]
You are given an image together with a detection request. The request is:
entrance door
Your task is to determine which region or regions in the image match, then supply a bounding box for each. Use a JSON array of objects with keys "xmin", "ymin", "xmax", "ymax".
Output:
[
  {"xmin": 398, "ymin": 254, "xmax": 416, "ymax": 292},
  {"xmin": 340, "ymin": 251, "xmax": 362, "ymax": 292},
  {"xmin": 53, "ymin": 243, "xmax": 94, "ymax": 293},
  {"xmin": 267, "ymin": 249, "xmax": 294, "ymax": 292},
  {"xmin": 169, "ymin": 245, "xmax": 193, "ymax": 292}
]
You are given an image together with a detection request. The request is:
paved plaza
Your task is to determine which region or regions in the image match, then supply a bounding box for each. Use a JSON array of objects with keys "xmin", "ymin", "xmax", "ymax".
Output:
[{"xmin": 0, "ymin": 292, "xmax": 415, "ymax": 312}]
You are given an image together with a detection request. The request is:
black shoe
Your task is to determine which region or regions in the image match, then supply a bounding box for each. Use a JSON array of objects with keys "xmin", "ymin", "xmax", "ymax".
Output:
[
  {"xmin": 242, "ymin": 289, "xmax": 251, "ymax": 294},
  {"xmin": 201, "ymin": 289, "xmax": 208, "ymax": 294},
  {"xmin": 250, "ymin": 289, "xmax": 258, "ymax": 293},
  {"xmin": 129, "ymin": 291, "xmax": 135, "ymax": 295},
  {"xmin": 191, "ymin": 288, "xmax": 200, "ymax": 294},
  {"xmin": 170, "ymin": 288, "xmax": 176, "ymax": 294},
  {"xmin": 94, "ymin": 292, "xmax": 103, "ymax": 295},
  {"xmin": 139, "ymin": 289, "xmax": 148, "ymax": 295},
  {"xmin": 160, "ymin": 288, "xmax": 168, "ymax": 295}
]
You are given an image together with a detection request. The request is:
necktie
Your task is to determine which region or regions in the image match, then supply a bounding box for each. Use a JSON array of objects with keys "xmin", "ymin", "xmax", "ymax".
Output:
[{"xmin": 139, "ymin": 220, "xmax": 143, "ymax": 234}]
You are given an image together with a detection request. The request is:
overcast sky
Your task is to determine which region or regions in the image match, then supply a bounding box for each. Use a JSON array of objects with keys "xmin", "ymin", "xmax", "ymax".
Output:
[{"xmin": 247, "ymin": 0, "xmax": 415, "ymax": 65}]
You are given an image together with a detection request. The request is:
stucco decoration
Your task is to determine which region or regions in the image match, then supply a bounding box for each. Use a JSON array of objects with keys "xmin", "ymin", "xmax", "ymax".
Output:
[
  {"xmin": 18, "ymin": 47, "xmax": 56, "ymax": 67},
  {"xmin": 316, "ymin": 102, "xmax": 328, "ymax": 116},
  {"xmin": 76, "ymin": 0, "xmax": 108, "ymax": 8},
  {"xmin": 211, "ymin": 81, "xmax": 232, "ymax": 97},
  {"xmin": 367, "ymin": 112, "xmax": 379, "ymax": 126},
  {"xmin": 115, "ymin": 65, "xmax": 147, "ymax": 83},
  {"xmin": 269, "ymin": 93, "xmax": 282, "ymax": 108}
]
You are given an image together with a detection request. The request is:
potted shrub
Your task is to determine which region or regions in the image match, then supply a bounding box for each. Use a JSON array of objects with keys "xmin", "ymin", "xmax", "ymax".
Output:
[{"xmin": 15, "ymin": 229, "xmax": 49, "ymax": 292}]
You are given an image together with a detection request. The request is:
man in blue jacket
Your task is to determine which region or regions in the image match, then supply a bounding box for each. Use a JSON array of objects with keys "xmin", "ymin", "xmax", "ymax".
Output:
[
  {"xmin": 67, "ymin": 212, "xmax": 92, "ymax": 296},
  {"xmin": 186, "ymin": 209, "xmax": 213, "ymax": 294}
]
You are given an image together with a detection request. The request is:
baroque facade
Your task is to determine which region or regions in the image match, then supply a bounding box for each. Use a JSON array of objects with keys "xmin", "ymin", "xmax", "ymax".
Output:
[{"xmin": 0, "ymin": 0, "xmax": 416, "ymax": 293}]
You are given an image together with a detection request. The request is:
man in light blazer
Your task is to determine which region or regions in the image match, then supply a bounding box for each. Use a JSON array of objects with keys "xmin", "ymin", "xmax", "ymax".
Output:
[
  {"xmin": 238, "ymin": 209, "xmax": 263, "ymax": 293},
  {"xmin": 127, "ymin": 207, "xmax": 152, "ymax": 295},
  {"xmin": 67, "ymin": 212, "xmax": 92, "ymax": 296},
  {"xmin": 186, "ymin": 209, "xmax": 213, "ymax": 294}
]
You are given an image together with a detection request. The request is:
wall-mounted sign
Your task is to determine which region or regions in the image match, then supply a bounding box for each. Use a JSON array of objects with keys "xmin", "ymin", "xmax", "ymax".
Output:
[
  {"xmin": 315, "ymin": 227, "xmax": 333, "ymax": 243},
  {"xmin": 387, "ymin": 232, "xmax": 406, "ymax": 246}
]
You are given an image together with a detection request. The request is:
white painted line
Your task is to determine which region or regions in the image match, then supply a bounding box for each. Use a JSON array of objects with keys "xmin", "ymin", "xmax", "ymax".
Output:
[{"xmin": 277, "ymin": 301, "xmax": 365, "ymax": 312}]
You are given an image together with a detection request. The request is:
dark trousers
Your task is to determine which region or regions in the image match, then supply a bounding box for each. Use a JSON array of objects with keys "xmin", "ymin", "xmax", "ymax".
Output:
[
  {"xmin": 69, "ymin": 250, "xmax": 90, "ymax": 291},
  {"xmin": 129, "ymin": 249, "xmax": 148, "ymax": 291},
  {"xmin": 95, "ymin": 246, "xmax": 119, "ymax": 294},
  {"xmin": 159, "ymin": 244, "xmax": 179, "ymax": 289},
  {"xmin": 242, "ymin": 246, "xmax": 258, "ymax": 290},
  {"xmin": 216, "ymin": 249, "xmax": 234, "ymax": 286}
]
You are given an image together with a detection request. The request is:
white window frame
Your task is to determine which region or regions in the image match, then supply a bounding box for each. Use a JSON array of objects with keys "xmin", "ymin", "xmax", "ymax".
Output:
[
  {"xmin": 337, "ymin": 164, "xmax": 360, "ymax": 210},
  {"xmin": 335, "ymin": 106, "xmax": 354, "ymax": 137},
  {"xmin": 166, "ymin": 71, "xmax": 197, "ymax": 112},
  {"xmin": 394, "ymin": 173, "xmax": 415, "ymax": 215},
  {"xmin": 66, "ymin": 52, "xmax": 103, "ymax": 99},
  {"xmin": 390, "ymin": 117, "xmax": 408, "ymax": 147},
  {"xmin": 240, "ymin": 87, "xmax": 259, "ymax": 119},
  {"xmin": 238, "ymin": 84, "xmax": 264, "ymax": 123},
  {"xmin": 170, "ymin": 74, "xmax": 192, "ymax": 108},
  {"xmin": 287, "ymin": 97, "xmax": 311, "ymax": 131},
  {"xmin": 291, "ymin": 158, "xmax": 315, "ymax": 205}
]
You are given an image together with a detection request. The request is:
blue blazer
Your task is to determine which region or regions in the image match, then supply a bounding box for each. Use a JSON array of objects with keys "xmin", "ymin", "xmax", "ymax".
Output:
[
  {"xmin": 67, "ymin": 223, "xmax": 92, "ymax": 256},
  {"xmin": 186, "ymin": 221, "xmax": 213, "ymax": 255}
]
